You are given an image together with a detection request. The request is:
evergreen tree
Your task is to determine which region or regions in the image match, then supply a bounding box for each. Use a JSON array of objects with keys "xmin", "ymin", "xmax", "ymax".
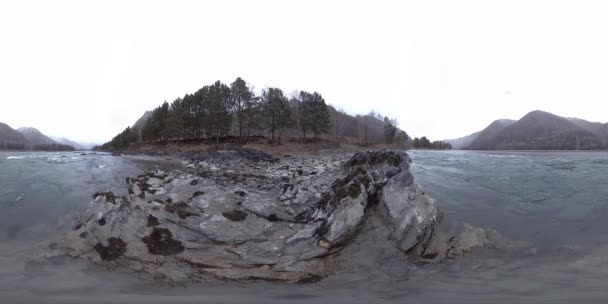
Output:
[
  {"xmin": 383, "ymin": 117, "xmax": 398, "ymax": 144},
  {"xmin": 261, "ymin": 87, "xmax": 292, "ymax": 144},
  {"xmin": 167, "ymin": 98, "xmax": 184, "ymax": 140},
  {"xmin": 244, "ymin": 96, "xmax": 261, "ymax": 142},
  {"xmin": 230, "ymin": 77, "xmax": 253, "ymax": 142},
  {"xmin": 201, "ymin": 81, "xmax": 232, "ymax": 144},
  {"xmin": 300, "ymin": 91, "xmax": 330, "ymax": 138}
]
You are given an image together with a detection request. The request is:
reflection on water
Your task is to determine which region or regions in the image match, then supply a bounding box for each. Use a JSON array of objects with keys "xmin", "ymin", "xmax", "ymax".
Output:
[{"xmin": 1, "ymin": 150, "xmax": 608, "ymax": 303}]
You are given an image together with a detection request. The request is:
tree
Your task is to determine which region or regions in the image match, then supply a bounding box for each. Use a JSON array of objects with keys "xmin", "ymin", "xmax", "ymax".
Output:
[
  {"xmin": 261, "ymin": 87, "xmax": 292, "ymax": 144},
  {"xmin": 395, "ymin": 131, "xmax": 409, "ymax": 146},
  {"xmin": 244, "ymin": 96, "xmax": 261, "ymax": 142},
  {"xmin": 167, "ymin": 98, "xmax": 184, "ymax": 140},
  {"xmin": 300, "ymin": 91, "xmax": 330, "ymax": 138},
  {"xmin": 102, "ymin": 126, "xmax": 138, "ymax": 150},
  {"xmin": 230, "ymin": 77, "xmax": 253, "ymax": 142},
  {"xmin": 181, "ymin": 93, "xmax": 203, "ymax": 139},
  {"xmin": 201, "ymin": 81, "xmax": 232, "ymax": 144},
  {"xmin": 411, "ymin": 136, "xmax": 451, "ymax": 149},
  {"xmin": 289, "ymin": 92, "xmax": 304, "ymax": 142},
  {"xmin": 383, "ymin": 116, "xmax": 398, "ymax": 144},
  {"xmin": 329, "ymin": 106, "xmax": 347, "ymax": 142}
]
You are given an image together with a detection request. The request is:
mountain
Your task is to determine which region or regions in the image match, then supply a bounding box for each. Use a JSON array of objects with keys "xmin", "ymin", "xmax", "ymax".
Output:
[
  {"xmin": 0, "ymin": 123, "xmax": 28, "ymax": 149},
  {"xmin": 598, "ymin": 123, "xmax": 608, "ymax": 145},
  {"xmin": 51, "ymin": 137, "xmax": 96, "ymax": 150},
  {"xmin": 467, "ymin": 111, "xmax": 606, "ymax": 150},
  {"xmin": 0, "ymin": 124, "xmax": 77, "ymax": 151},
  {"xmin": 131, "ymin": 111, "xmax": 152, "ymax": 142},
  {"xmin": 566, "ymin": 117, "xmax": 604, "ymax": 135},
  {"xmin": 467, "ymin": 119, "xmax": 516, "ymax": 150},
  {"xmin": 132, "ymin": 111, "xmax": 152, "ymax": 130},
  {"xmin": 446, "ymin": 131, "xmax": 481, "ymax": 149},
  {"xmin": 17, "ymin": 127, "xmax": 57, "ymax": 146},
  {"xmin": 52, "ymin": 137, "xmax": 81, "ymax": 149}
]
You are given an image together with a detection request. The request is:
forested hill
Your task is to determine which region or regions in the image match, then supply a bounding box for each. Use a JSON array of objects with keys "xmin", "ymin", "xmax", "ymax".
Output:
[{"xmin": 99, "ymin": 77, "xmax": 413, "ymax": 150}]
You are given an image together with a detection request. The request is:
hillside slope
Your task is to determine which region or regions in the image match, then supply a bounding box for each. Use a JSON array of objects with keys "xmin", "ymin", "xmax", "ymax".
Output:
[
  {"xmin": 446, "ymin": 131, "xmax": 481, "ymax": 149},
  {"xmin": 468, "ymin": 119, "xmax": 515, "ymax": 150},
  {"xmin": 0, "ymin": 123, "xmax": 28, "ymax": 148},
  {"xmin": 18, "ymin": 127, "xmax": 57, "ymax": 146},
  {"xmin": 469, "ymin": 111, "xmax": 604, "ymax": 150}
]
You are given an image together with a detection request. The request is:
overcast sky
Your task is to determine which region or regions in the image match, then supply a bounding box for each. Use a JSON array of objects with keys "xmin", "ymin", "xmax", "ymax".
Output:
[{"xmin": 1, "ymin": 0, "xmax": 608, "ymax": 143}]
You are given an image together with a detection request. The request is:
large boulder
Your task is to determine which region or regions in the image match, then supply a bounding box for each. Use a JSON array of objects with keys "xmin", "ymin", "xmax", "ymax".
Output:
[{"xmin": 60, "ymin": 150, "xmax": 472, "ymax": 283}]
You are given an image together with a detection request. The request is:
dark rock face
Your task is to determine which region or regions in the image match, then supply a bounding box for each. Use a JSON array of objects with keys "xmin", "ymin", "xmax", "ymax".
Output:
[
  {"xmin": 93, "ymin": 192, "xmax": 116, "ymax": 204},
  {"xmin": 142, "ymin": 228, "xmax": 185, "ymax": 256},
  {"xmin": 165, "ymin": 202, "xmax": 199, "ymax": 219},
  {"xmin": 147, "ymin": 214, "xmax": 160, "ymax": 227},
  {"xmin": 222, "ymin": 210, "xmax": 248, "ymax": 221},
  {"xmin": 62, "ymin": 149, "xmax": 503, "ymax": 283},
  {"xmin": 184, "ymin": 143, "xmax": 279, "ymax": 163},
  {"xmin": 94, "ymin": 238, "xmax": 127, "ymax": 261}
]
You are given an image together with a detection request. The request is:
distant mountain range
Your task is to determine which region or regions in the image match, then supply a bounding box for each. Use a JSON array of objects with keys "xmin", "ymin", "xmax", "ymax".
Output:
[
  {"xmin": 50, "ymin": 137, "xmax": 97, "ymax": 151},
  {"xmin": 0, "ymin": 122, "xmax": 93, "ymax": 151},
  {"xmin": 448, "ymin": 110, "xmax": 608, "ymax": 150}
]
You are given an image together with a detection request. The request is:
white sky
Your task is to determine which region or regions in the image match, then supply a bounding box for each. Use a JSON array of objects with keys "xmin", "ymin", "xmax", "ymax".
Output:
[{"xmin": 1, "ymin": 0, "xmax": 608, "ymax": 143}]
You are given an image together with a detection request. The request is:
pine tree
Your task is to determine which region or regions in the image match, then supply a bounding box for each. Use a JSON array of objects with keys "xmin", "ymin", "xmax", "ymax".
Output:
[
  {"xmin": 230, "ymin": 77, "xmax": 253, "ymax": 142},
  {"xmin": 201, "ymin": 81, "xmax": 232, "ymax": 144},
  {"xmin": 300, "ymin": 91, "xmax": 330, "ymax": 138},
  {"xmin": 261, "ymin": 87, "xmax": 292, "ymax": 144}
]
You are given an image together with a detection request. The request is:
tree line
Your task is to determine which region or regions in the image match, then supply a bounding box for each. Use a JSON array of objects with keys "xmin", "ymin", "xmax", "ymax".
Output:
[
  {"xmin": 411, "ymin": 137, "xmax": 452, "ymax": 150},
  {"xmin": 98, "ymin": 77, "xmax": 410, "ymax": 150},
  {"xmin": 0, "ymin": 142, "xmax": 75, "ymax": 151}
]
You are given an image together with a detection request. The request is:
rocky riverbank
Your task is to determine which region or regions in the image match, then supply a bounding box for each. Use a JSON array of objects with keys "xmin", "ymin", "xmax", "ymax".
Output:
[{"xmin": 59, "ymin": 145, "xmax": 513, "ymax": 283}]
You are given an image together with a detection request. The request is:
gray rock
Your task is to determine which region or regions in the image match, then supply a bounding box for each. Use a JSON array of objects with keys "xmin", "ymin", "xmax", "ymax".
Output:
[{"xmin": 60, "ymin": 149, "xmax": 501, "ymax": 283}]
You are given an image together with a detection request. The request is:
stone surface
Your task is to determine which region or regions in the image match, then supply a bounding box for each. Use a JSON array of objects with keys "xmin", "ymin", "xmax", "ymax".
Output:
[{"xmin": 60, "ymin": 146, "xmax": 503, "ymax": 283}]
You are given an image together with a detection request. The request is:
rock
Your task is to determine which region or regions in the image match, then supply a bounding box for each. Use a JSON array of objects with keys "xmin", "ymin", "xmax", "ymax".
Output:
[
  {"xmin": 60, "ymin": 149, "xmax": 501, "ymax": 283},
  {"xmin": 94, "ymin": 237, "xmax": 127, "ymax": 261},
  {"xmin": 222, "ymin": 209, "xmax": 248, "ymax": 221},
  {"xmin": 142, "ymin": 227, "xmax": 185, "ymax": 256},
  {"xmin": 446, "ymin": 223, "xmax": 518, "ymax": 258},
  {"xmin": 165, "ymin": 201, "xmax": 199, "ymax": 219}
]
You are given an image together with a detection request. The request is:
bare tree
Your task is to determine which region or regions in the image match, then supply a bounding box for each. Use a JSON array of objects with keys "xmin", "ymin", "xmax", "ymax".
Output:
[
  {"xmin": 329, "ymin": 106, "xmax": 346, "ymax": 142},
  {"xmin": 289, "ymin": 91, "xmax": 304, "ymax": 143}
]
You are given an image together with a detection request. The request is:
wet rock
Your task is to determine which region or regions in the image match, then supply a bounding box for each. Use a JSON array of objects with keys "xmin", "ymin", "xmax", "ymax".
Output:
[
  {"xmin": 93, "ymin": 191, "xmax": 116, "ymax": 204},
  {"xmin": 446, "ymin": 223, "xmax": 516, "ymax": 258}
]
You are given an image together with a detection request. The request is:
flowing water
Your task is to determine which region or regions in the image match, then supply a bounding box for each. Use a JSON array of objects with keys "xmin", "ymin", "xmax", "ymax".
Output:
[{"xmin": 1, "ymin": 150, "xmax": 608, "ymax": 303}]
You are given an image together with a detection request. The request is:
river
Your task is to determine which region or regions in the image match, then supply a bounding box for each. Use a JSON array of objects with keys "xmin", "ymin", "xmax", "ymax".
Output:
[{"xmin": 1, "ymin": 150, "xmax": 608, "ymax": 303}]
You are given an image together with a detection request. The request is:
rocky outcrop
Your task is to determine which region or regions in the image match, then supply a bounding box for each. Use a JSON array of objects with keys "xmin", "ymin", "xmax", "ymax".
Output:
[{"xmin": 61, "ymin": 148, "xmax": 501, "ymax": 283}]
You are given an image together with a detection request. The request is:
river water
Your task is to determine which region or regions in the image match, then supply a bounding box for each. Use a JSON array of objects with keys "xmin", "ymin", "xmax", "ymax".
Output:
[{"xmin": 1, "ymin": 150, "xmax": 608, "ymax": 303}]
